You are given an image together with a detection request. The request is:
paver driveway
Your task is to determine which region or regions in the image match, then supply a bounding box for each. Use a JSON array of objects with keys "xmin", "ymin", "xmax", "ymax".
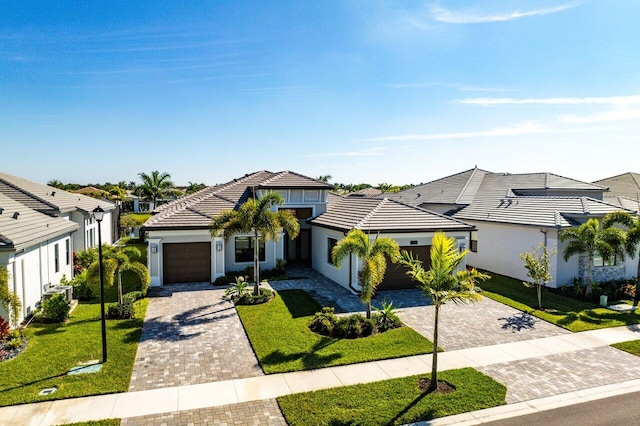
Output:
[{"xmin": 129, "ymin": 283, "xmax": 263, "ymax": 392}]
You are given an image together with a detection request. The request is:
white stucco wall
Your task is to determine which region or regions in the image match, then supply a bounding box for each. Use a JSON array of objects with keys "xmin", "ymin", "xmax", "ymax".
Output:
[{"xmin": 70, "ymin": 210, "xmax": 113, "ymax": 251}]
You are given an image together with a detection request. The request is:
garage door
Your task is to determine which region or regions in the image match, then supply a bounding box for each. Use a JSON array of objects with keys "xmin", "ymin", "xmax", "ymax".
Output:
[
  {"xmin": 163, "ymin": 242, "xmax": 211, "ymax": 284},
  {"xmin": 378, "ymin": 245, "xmax": 431, "ymax": 291}
]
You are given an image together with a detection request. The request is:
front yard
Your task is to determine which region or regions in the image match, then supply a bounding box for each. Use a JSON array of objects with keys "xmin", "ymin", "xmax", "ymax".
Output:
[
  {"xmin": 0, "ymin": 290, "xmax": 147, "ymax": 407},
  {"xmin": 236, "ymin": 289, "xmax": 433, "ymax": 373},
  {"xmin": 479, "ymin": 273, "xmax": 640, "ymax": 332}
]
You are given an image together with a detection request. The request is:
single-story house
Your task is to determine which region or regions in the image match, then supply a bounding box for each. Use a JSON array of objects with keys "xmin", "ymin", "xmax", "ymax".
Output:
[
  {"xmin": 0, "ymin": 193, "xmax": 78, "ymax": 324},
  {"xmin": 142, "ymin": 170, "xmax": 474, "ymax": 292},
  {"xmin": 385, "ymin": 168, "xmax": 639, "ymax": 287},
  {"xmin": 0, "ymin": 172, "xmax": 117, "ymax": 250}
]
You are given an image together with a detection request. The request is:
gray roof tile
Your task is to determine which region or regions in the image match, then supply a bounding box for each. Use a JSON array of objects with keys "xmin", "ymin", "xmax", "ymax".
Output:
[{"xmin": 594, "ymin": 172, "xmax": 640, "ymax": 200}]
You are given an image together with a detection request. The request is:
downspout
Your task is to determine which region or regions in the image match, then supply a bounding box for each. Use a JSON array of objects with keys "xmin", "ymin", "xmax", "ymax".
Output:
[{"xmin": 348, "ymin": 253, "xmax": 359, "ymax": 293}]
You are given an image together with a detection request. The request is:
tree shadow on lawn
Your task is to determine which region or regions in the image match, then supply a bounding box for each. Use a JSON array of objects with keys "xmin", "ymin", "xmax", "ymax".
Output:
[
  {"xmin": 261, "ymin": 336, "xmax": 342, "ymax": 371},
  {"xmin": 279, "ymin": 289, "xmax": 322, "ymax": 318}
]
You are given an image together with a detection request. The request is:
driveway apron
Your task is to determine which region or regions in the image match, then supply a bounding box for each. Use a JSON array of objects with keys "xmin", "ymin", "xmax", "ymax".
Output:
[{"xmin": 128, "ymin": 283, "xmax": 263, "ymax": 392}]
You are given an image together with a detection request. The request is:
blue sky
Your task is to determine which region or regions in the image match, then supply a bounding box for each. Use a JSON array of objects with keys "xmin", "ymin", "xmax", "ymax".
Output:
[{"xmin": 2, "ymin": 1, "xmax": 639, "ymax": 186}]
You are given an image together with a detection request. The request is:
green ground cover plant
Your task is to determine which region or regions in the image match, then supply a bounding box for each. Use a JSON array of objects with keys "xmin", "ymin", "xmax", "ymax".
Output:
[
  {"xmin": 0, "ymin": 284, "xmax": 148, "ymax": 407},
  {"xmin": 277, "ymin": 367, "xmax": 506, "ymax": 425},
  {"xmin": 236, "ymin": 289, "xmax": 433, "ymax": 373},
  {"xmin": 479, "ymin": 273, "xmax": 640, "ymax": 332},
  {"xmin": 612, "ymin": 340, "xmax": 640, "ymax": 356}
]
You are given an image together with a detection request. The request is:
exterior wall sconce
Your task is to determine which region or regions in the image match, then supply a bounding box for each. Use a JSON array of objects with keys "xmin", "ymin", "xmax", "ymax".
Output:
[
  {"xmin": 216, "ymin": 242, "xmax": 223, "ymax": 251},
  {"xmin": 151, "ymin": 245, "xmax": 158, "ymax": 254}
]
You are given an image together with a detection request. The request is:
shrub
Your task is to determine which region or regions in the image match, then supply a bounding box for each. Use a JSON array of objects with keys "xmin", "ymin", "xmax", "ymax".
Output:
[
  {"xmin": 70, "ymin": 271, "xmax": 93, "ymax": 301},
  {"xmin": 75, "ymin": 248, "xmax": 98, "ymax": 271},
  {"xmin": 235, "ymin": 288, "xmax": 274, "ymax": 305},
  {"xmin": 224, "ymin": 276, "xmax": 252, "ymax": 301},
  {"xmin": 309, "ymin": 307, "xmax": 338, "ymax": 335},
  {"xmin": 373, "ymin": 300, "xmax": 402, "ymax": 331},
  {"xmin": 5, "ymin": 336, "xmax": 23, "ymax": 350},
  {"xmin": 0, "ymin": 317, "xmax": 10, "ymax": 341},
  {"xmin": 40, "ymin": 293, "xmax": 70, "ymax": 323},
  {"xmin": 107, "ymin": 299, "xmax": 135, "ymax": 319},
  {"xmin": 214, "ymin": 275, "xmax": 233, "ymax": 286},
  {"xmin": 124, "ymin": 291, "xmax": 144, "ymax": 303}
]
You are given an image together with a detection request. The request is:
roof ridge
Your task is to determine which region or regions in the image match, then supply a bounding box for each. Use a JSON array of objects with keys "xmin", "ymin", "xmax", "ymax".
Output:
[
  {"xmin": 454, "ymin": 167, "xmax": 482, "ymax": 204},
  {"xmin": 214, "ymin": 170, "xmax": 272, "ymax": 194},
  {"xmin": 257, "ymin": 170, "xmax": 286, "ymax": 186},
  {"xmin": 0, "ymin": 176, "xmax": 60, "ymax": 212},
  {"xmin": 630, "ymin": 172, "xmax": 640, "ymax": 190},
  {"xmin": 354, "ymin": 198, "xmax": 387, "ymax": 230}
]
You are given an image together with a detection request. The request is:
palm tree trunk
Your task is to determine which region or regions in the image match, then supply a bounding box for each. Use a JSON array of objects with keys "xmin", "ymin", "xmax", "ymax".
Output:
[
  {"xmin": 117, "ymin": 272, "xmax": 123, "ymax": 304},
  {"xmin": 253, "ymin": 230, "xmax": 260, "ymax": 296},
  {"xmin": 366, "ymin": 301, "xmax": 371, "ymax": 319},
  {"xmin": 586, "ymin": 254, "xmax": 593, "ymax": 297},
  {"xmin": 429, "ymin": 303, "xmax": 440, "ymax": 393}
]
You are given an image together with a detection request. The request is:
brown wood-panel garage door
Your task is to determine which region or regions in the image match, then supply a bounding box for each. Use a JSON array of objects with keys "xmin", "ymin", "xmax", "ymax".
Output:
[
  {"xmin": 378, "ymin": 245, "xmax": 431, "ymax": 291},
  {"xmin": 163, "ymin": 242, "xmax": 211, "ymax": 284}
]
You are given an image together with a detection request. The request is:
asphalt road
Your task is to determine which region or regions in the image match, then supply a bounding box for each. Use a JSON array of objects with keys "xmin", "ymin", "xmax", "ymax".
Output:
[{"xmin": 484, "ymin": 391, "xmax": 640, "ymax": 425}]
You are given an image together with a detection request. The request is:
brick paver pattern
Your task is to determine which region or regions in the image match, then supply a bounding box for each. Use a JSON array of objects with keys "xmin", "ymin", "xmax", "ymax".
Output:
[
  {"xmin": 120, "ymin": 399, "xmax": 287, "ymax": 426},
  {"xmin": 128, "ymin": 283, "xmax": 263, "ymax": 392}
]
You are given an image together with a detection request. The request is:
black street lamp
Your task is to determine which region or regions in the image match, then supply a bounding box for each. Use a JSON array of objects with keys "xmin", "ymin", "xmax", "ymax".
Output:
[{"xmin": 93, "ymin": 206, "xmax": 107, "ymax": 363}]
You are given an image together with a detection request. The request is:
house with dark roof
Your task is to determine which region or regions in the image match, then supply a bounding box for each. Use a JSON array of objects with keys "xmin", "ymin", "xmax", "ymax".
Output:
[
  {"xmin": 0, "ymin": 193, "xmax": 79, "ymax": 323},
  {"xmin": 142, "ymin": 170, "xmax": 474, "ymax": 291},
  {"xmin": 594, "ymin": 172, "xmax": 640, "ymax": 212},
  {"xmin": 0, "ymin": 172, "xmax": 117, "ymax": 251},
  {"xmin": 386, "ymin": 168, "xmax": 639, "ymax": 287}
]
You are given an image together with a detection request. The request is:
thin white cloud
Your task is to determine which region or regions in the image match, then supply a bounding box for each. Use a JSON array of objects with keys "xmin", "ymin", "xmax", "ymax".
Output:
[
  {"xmin": 456, "ymin": 96, "xmax": 640, "ymax": 107},
  {"xmin": 362, "ymin": 121, "xmax": 548, "ymax": 142},
  {"xmin": 431, "ymin": 3, "xmax": 579, "ymax": 24},
  {"xmin": 306, "ymin": 147, "xmax": 388, "ymax": 158}
]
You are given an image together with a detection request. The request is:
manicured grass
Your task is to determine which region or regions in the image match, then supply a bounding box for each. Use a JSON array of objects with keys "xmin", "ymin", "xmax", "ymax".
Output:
[
  {"xmin": 236, "ymin": 289, "xmax": 433, "ymax": 374},
  {"xmin": 612, "ymin": 340, "xmax": 640, "ymax": 356},
  {"xmin": 0, "ymin": 287, "xmax": 148, "ymax": 407},
  {"xmin": 123, "ymin": 213, "xmax": 152, "ymax": 224},
  {"xmin": 59, "ymin": 420, "xmax": 121, "ymax": 426},
  {"xmin": 277, "ymin": 367, "xmax": 507, "ymax": 425},
  {"xmin": 479, "ymin": 273, "xmax": 640, "ymax": 332}
]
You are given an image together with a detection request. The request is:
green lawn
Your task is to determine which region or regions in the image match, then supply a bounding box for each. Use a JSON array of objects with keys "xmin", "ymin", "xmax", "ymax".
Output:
[
  {"xmin": 59, "ymin": 420, "xmax": 121, "ymax": 426},
  {"xmin": 479, "ymin": 273, "xmax": 640, "ymax": 332},
  {"xmin": 612, "ymin": 340, "xmax": 640, "ymax": 356},
  {"xmin": 236, "ymin": 289, "xmax": 433, "ymax": 374},
  {"xmin": 278, "ymin": 367, "xmax": 507, "ymax": 426},
  {"xmin": 0, "ymin": 286, "xmax": 148, "ymax": 407}
]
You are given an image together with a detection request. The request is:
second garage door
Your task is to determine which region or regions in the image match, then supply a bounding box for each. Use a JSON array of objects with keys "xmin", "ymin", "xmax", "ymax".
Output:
[
  {"xmin": 378, "ymin": 245, "xmax": 431, "ymax": 291},
  {"xmin": 163, "ymin": 242, "xmax": 211, "ymax": 284}
]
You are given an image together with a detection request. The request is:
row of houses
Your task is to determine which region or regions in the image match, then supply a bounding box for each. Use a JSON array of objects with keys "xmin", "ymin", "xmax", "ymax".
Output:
[
  {"xmin": 142, "ymin": 169, "xmax": 640, "ymax": 293},
  {"xmin": 0, "ymin": 172, "xmax": 116, "ymax": 322}
]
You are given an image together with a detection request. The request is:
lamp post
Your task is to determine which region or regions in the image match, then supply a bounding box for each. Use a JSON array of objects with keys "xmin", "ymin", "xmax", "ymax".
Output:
[{"xmin": 93, "ymin": 206, "xmax": 107, "ymax": 363}]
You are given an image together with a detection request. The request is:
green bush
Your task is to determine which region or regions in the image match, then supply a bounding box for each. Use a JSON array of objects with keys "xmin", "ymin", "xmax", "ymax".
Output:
[
  {"xmin": 309, "ymin": 309, "xmax": 381, "ymax": 339},
  {"xmin": 309, "ymin": 307, "xmax": 338, "ymax": 335},
  {"xmin": 107, "ymin": 300, "xmax": 135, "ymax": 319},
  {"xmin": 5, "ymin": 336, "xmax": 23, "ymax": 350},
  {"xmin": 123, "ymin": 291, "xmax": 144, "ymax": 303},
  {"xmin": 373, "ymin": 300, "xmax": 403, "ymax": 331},
  {"xmin": 224, "ymin": 277, "xmax": 252, "ymax": 301},
  {"xmin": 70, "ymin": 271, "xmax": 93, "ymax": 301},
  {"xmin": 235, "ymin": 288, "xmax": 274, "ymax": 305},
  {"xmin": 40, "ymin": 293, "xmax": 70, "ymax": 323}
]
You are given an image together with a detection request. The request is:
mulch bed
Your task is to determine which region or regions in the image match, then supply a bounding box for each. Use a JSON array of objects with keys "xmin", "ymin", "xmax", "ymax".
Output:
[
  {"xmin": 0, "ymin": 337, "xmax": 28, "ymax": 362},
  {"xmin": 417, "ymin": 378, "xmax": 456, "ymax": 394}
]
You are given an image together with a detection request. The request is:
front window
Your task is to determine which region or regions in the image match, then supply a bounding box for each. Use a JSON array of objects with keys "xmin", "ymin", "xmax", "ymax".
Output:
[
  {"xmin": 65, "ymin": 240, "xmax": 70, "ymax": 265},
  {"xmin": 470, "ymin": 231, "xmax": 478, "ymax": 252},
  {"xmin": 235, "ymin": 236, "xmax": 265, "ymax": 263},
  {"xmin": 327, "ymin": 237, "xmax": 338, "ymax": 265},
  {"xmin": 593, "ymin": 253, "xmax": 616, "ymax": 267},
  {"xmin": 54, "ymin": 244, "xmax": 60, "ymax": 273}
]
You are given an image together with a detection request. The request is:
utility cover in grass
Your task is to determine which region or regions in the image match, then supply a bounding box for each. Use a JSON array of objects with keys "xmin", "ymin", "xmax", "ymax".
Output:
[
  {"xmin": 68, "ymin": 364, "xmax": 103, "ymax": 375},
  {"xmin": 277, "ymin": 368, "xmax": 507, "ymax": 426}
]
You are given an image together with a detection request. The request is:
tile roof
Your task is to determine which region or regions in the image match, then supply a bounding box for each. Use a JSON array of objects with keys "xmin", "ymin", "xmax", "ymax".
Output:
[
  {"xmin": 0, "ymin": 172, "xmax": 115, "ymax": 215},
  {"xmin": 0, "ymin": 193, "xmax": 79, "ymax": 251},
  {"xmin": 144, "ymin": 170, "xmax": 331, "ymax": 230},
  {"xmin": 384, "ymin": 167, "xmax": 490, "ymax": 206},
  {"xmin": 594, "ymin": 172, "xmax": 640, "ymax": 200},
  {"xmin": 453, "ymin": 196, "xmax": 634, "ymax": 228},
  {"xmin": 310, "ymin": 197, "xmax": 473, "ymax": 233},
  {"xmin": 604, "ymin": 195, "xmax": 640, "ymax": 212}
]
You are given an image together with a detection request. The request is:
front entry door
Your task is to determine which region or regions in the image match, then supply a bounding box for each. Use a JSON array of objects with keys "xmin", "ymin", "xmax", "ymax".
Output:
[{"xmin": 287, "ymin": 229, "xmax": 310, "ymax": 263}]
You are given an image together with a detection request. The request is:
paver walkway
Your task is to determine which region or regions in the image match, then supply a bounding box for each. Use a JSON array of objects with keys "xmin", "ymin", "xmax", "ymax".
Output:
[{"xmin": 129, "ymin": 283, "xmax": 263, "ymax": 392}]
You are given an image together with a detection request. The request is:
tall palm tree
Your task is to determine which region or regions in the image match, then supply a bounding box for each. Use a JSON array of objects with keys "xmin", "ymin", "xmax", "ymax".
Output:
[
  {"xmin": 209, "ymin": 193, "xmax": 300, "ymax": 295},
  {"xmin": 185, "ymin": 181, "xmax": 206, "ymax": 194},
  {"xmin": 603, "ymin": 211, "xmax": 640, "ymax": 298},
  {"xmin": 87, "ymin": 246, "xmax": 150, "ymax": 304},
  {"xmin": 331, "ymin": 229, "xmax": 400, "ymax": 319},
  {"xmin": 397, "ymin": 231, "xmax": 489, "ymax": 393},
  {"xmin": 136, "ymin": 171, "xmax": 174, "ymax": 207},
  {"xmin": 47, "ymin": 179, "xmax": 65, "ymax": 189},
  {"xmin": 559, "ymin": 218, "xmax": 626, "ymax": 296}
]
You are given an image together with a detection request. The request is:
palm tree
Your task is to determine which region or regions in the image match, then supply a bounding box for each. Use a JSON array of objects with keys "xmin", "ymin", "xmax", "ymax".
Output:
[
  {"xmin": 136, "ymin": 171, "xmax": 174, "ymax": 207},
  {"xmin": 87, "ymin": 246, "xmax": 150, "ymax": 304},
  {"xmin": 396, "ymin": 231, "xmax": 489, "ymax": 393},
  {"xmin": 47, "ymin": 179, "xmax": 65, "ymax": 189},
  {"xmin": 317, "ymin": 175, "xmax": 332, "ymax": 183},
  {"xmin": 559, "ymin": 218, "xmax": 626, "ymax": 296},
  {"xmin": 185, "ymin": 181, "xmax": 206, "ymax": 194},
  {"xmin": 603, "ymin": 211, "xmax": 640, "ymax": 298},
  {"xmin": 209, "ymin": 193, "xmax": 300, "ymax": 295},
  {"xmin": 331, "ymin": 229, "xmax": 400, "ymax": 319}
]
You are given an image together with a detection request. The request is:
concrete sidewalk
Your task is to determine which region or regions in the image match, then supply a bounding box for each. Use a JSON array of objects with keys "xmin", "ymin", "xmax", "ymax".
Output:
[{"xmin": 4, "ymin": 324, "xmax": 640, "ymax": 426}]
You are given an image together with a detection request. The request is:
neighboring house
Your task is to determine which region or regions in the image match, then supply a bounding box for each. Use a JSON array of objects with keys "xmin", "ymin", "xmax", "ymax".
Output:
[
  {"xmin": 73, "ymin": 186, "xmax": 109, "ymax": 199},
  {"xmin": 0, "ymin": 193, "xmax": 78, "ymax": 323},
  {"xmin": 0, "ymin": 172, "xmax": 117, "ymax": 250},
  {"xmin": 142, "ymin": 170, "xmax": 474, "ymax": 292},
  {"xmin": 346, "ymin": 187, "xmax": 383, "ymax": 198},
  {"xmin": 386, "ymin": 168, "xmax": 639, "ymax": 287},
  {"xmin": 594, "ymin": 172, "xmax": 640, "ymax": 211}
]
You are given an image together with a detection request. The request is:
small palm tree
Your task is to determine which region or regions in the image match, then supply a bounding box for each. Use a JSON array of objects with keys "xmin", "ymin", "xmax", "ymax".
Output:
[
  {"xmin": 332, "ymin": 229, "xmax": 400, "ymax": 319},
  {"xmin": 209, "ymin": 193, "xmax": 300, "ymax": 295},
  {"xmin": 87, "ymin": 246, "xmax": 150, "ymax": 304},
  {"xmin": 603, "ymin": 211, "xmax": 640, "ymax": 298},
  {"xmin": 559, "ymin": 218, "xmax": 626, "ymax": 296},
  {"xmin": 136, "ymin": 171, "xmax": 174, "ymax": 207},
  {"xmin": 396, "ymin": 231, "xmax": 489, "ymax": 393}
]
